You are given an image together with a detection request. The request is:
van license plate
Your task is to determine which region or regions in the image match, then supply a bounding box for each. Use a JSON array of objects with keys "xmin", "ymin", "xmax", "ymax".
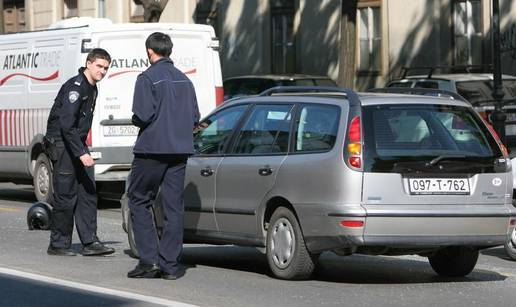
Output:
[
  {"xmin": 103, "ymin": 125, "xmax": 139, "ymax": 137},
  {"xmin": 408, "ymin": 178, "xmax": 470, "ymax": 195}
]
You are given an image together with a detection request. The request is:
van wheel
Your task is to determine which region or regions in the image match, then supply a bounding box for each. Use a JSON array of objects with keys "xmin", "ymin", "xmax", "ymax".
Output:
[
  {"xmin": 266, "ymin": 207, "xmax": 315, "ymax": 280},
  {"xmin": 33, "ymin": 153, "xmax": 54, "ymax": 204},
  {"xmin": 428, "ymin": 246, "xmax": 479, "ymax": 277},
  {"xmin": 504, "ymin": 227, "xmax": 516, "ymax": 260}
]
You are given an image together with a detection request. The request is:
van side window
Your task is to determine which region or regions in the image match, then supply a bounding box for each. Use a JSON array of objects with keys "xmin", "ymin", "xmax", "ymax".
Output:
[
  {"xmin": 294, "ymin": 105, "xmax": 339, "ymax": 152},
  {"xmin": 193, "ymin": 105, "xmax": 247, "ymax": 155},
  {"xmin": 232, "ymin": 104, "xmax": 293, "ymax": 154}
]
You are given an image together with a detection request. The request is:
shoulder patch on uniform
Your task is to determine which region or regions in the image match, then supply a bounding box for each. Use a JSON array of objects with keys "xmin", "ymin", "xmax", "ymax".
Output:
[{"xmin": 68, "ymin": 91, "xmax": 80, "ymax": 103}]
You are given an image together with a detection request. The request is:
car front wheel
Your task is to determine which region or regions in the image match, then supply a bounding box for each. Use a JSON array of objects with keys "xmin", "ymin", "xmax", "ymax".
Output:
[
  {"xmin": 428, "ymin": 246, "xmax": 479, "ymax": 277},
  {"xmin": 266, "ymin": 207, "xmax": 315, "ymax": 280}
]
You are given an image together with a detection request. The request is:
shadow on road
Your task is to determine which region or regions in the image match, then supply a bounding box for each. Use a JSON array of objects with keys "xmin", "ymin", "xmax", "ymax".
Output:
[
  {"xmin": 0, "ymin": 273, "xmax": 146, "ymax": 307},
  {"xmin": 0, "ymin": 185, "xmax": 120, "ymax": 210},
  {"xmin": 180, "ymin": 245, "xmax": 507, "ymax": 284},
  {"xmin": 0, "ymin": 186, "xmax": 36, "ymax": 204},
  {"xmin": 481, "ymin": 246, "xmax": 516, "ymax": 262}
]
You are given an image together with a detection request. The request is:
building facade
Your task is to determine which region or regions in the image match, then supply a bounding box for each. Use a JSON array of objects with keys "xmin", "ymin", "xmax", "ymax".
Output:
[
  {"xmin": 1, "ymin": 0, "xmax": 144, "ymax": 32},
  {"xmin": 161, "ymin": 0, "xmax": 516, "ymax": 90},
  {"xmin": 2, "ymin": 0, "xmax": 516, "ymax": 90}
]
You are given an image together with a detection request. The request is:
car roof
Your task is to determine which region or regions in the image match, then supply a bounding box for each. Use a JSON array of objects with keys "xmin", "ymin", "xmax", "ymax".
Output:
[
  {"xmin": 223, "ymin": 74, "xmax": 333, "ymax": 81},
  {"xmin": 220, "ymin": 92, "xmax": 470, "ymax": 109},
  {"xmin": 394, "ymin": 73, "xmax": 516, "ymax": 82}
]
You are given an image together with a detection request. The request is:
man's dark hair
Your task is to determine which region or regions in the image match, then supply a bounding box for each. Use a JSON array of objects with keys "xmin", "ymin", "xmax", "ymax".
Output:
[
  {"xmin": 145, "ymin": 32, "xmax": 173, "ymax": 57},
  {"xmin": 86, "ymin": 48, "xmax": 111, "ymax": 64}
]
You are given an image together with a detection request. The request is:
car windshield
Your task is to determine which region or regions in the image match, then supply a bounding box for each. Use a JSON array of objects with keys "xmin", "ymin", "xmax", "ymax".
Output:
[
  {"xmin": 362, "ymin": 104, "xmax": 503, "ymax": 173},
  {"xmin": 456, "ymin": 79, "xmax": 516, "ymax": 105}
]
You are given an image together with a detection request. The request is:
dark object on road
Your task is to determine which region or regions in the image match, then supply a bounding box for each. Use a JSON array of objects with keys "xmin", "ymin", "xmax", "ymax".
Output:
[{"xmin": 27, "ymin": 202, "xmax": 52, "ymax": 230}]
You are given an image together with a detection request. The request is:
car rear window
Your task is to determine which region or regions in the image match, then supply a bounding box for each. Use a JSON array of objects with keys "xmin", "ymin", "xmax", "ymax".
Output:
[
  {"xmin": 362, "ymin": 104, "xmax": 503, "ymax": 173},
  {"xmin": 456, "ymin": 80, "xmax": 516, "ymax": 104}
]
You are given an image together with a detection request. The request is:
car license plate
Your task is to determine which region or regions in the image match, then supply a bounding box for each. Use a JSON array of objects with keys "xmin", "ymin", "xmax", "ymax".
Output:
[
  {"xmin": 103, "ymin": 125, "xmax": 139, "ymax": 137},
  {"xmin": 408, "ymin": 178, "xmax": 470, "ymax": 195}
]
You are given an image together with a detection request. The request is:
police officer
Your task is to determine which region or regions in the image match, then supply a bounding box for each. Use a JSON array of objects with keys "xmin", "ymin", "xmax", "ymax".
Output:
[
  {"xmin": 127, "ymin": 32, "xmax": 200, "ymax": 279},
  {"xmin": 45, "ymin": 48, "xmax": 115, "ymax": 257}
]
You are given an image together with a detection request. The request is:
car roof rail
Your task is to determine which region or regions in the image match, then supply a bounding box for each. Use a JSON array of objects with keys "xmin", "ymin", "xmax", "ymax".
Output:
[
  {"xmin": 401, "ymin": 65, "xmax": 493, "ymax": 78},
  {"xmin": 368, "ymin": 87, "xmax": 470, "ymax": 103},
  {"xmin": 258, "ymin": 86, "xmax": 361, "ymax": 106}
]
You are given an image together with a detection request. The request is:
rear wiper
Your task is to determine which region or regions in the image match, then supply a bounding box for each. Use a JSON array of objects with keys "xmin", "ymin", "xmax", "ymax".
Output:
[{"xmin": 426, "ymin": 155, "xmax": 467, "ymax": 167}]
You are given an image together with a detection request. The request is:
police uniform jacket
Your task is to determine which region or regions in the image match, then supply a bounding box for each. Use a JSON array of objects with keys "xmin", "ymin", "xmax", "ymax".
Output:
[
  {"xmin": 132, "ymin": 58, "xmax": 200, "ymax": 155},
  {"xmin": 46, "ymin": 68, "xmax": 97, "ymax": 158}
]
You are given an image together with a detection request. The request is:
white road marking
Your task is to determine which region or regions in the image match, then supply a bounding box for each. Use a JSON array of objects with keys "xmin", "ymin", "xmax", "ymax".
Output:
[{"xmin": 0, "ymin": 267, "xmax": 199, "ymax": 307}]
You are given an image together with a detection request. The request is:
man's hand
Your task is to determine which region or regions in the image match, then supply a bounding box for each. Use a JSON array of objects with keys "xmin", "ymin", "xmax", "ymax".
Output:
[{"xmin": 79, "ymin": 153, "xmax": 95, "ymax": 167}]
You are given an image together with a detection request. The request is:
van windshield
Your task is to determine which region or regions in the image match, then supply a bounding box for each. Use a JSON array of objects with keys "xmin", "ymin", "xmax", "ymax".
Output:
[{"xmin": 362, "ymin": 104, "xmax": 503, "ymax": 173}]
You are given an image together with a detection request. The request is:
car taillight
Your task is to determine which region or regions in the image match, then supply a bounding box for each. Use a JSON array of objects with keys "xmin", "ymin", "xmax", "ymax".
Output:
[
  {"xmin": 485, "ymin": 122, "xmax": 509, "ymax": 158},
  {"xmin": 215, "ymin": 86, "xmax": 224, "ymax": 106},
  {"xmin": 86, "ymin": 129, "xmax": 92, "ymax": 147},
  {"xmin": 347, "ymin": 116, "xmax": 362, "ymax": 170}
]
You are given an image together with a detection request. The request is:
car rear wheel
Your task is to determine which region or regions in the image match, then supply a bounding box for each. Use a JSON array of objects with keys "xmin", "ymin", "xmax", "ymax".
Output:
[
  {"xmin": 504, "ymin": 227, "xmax": 516, "ymax": 260},
  {"xmin": 33, "ymin": 153, "xmax": 54, "ymax": 204},
  {"xmin": 266, "ymin": 207, "xmax": 315, "ymax": 280},
  {"xmin": 428, "ymin": 246, "xmax": 479, "ymax": 277}
]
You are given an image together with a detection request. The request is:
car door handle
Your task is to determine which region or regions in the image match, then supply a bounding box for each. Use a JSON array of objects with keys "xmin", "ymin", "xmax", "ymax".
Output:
[
  {"xmin": 258, "ymin": 167, "xmax": 274, "ymax": 176},
  {"xmin": 200, "ymin": 167, "xmax": 214, "ymax": 177}
]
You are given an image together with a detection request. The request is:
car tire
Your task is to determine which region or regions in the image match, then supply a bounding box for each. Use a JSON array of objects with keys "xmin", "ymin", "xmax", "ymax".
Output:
[
  {"xmin": 266, "ymin": 207, "xmax": 315, "ymax": 280},
  {"xmin": 127, "ymin": 214, "xmax": 139, "ymax": 258},
  {"xmin": 428, "ymin": 246, "xmax": 479, "ymax": 277},
  {"xmin": 125, "ymin": 192, "xmax": 163, "ymax": 259},
  {"xmin": 504, "ymin": 227, "xmax": 516, "ymax": 260},
  {"xmin": 33, "ymin": 153, "xmax": 54, "ymax": 204}
]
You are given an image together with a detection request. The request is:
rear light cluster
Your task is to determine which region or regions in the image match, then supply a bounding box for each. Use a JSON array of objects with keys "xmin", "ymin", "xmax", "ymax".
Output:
[
  {"xmin": 86, "ymin": 129, "xmax": 92, "ymax": 147},
  {"xmin": 484, "ymin": 121, "xmax": 509, "ymax": 158},
  {"xmin": 347, "ymin": 116, "xmax": 362, "ymax": 169},
  {"xmin": 215, "ymin": 86, "xmax": 224, "ymax": 106}
]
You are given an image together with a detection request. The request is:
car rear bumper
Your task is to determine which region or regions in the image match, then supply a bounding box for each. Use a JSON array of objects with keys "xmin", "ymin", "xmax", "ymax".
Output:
[
  {"xmin": 297, "ymin": 204, "xmax": 516, "ymax": 253},
  {"xmin": 305, "ymin": 234, "xmax": 509, "ymax": 254}
]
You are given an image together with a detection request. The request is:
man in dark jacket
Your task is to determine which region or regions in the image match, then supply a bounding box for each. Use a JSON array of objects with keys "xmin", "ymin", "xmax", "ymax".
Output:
[
  {"xmin": 45, "ymin": 48, "xmax": 115, "ymax": 256},
  {"xmin": 127, "ymin": 32, "xmax": 200, "ymax": 280}
]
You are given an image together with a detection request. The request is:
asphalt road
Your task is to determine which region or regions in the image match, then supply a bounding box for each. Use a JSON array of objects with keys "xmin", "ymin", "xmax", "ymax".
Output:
[{"xmin": 1, "ymin": 182, "xmax": 516, "ymax": 307}]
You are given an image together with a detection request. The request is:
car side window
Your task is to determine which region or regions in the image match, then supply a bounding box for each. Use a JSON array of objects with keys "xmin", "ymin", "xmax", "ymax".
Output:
[
  {"xmin": 294, "ymin": 105, "xmax": 340, "ymax": 152},
  {"xmin": 193, "ymin": 105, "xmax": 248, "ymax": 155},
  {"xmin": 414, "ymin": 81, "xmax": 439, "ymax": 89},
  {"xmin": 232, "ymin": 104, "xmax": 294, "ymax": 154}
]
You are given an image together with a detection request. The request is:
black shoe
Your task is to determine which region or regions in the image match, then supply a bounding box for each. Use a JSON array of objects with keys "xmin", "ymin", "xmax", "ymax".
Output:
[
  {"xmin": 47, "ymin": 245, "xmax": 77, "ymax": 256},
  {"xmin": 82, "ymin": 241, "xmax": 115, "ymax": 256},
  {"xmin": 162, "ymin": 267, "xmax": 185, "ymax": 280},
  {"xmin": 127, "ymin": 263, "xmax": 161, "ymax": 278}
]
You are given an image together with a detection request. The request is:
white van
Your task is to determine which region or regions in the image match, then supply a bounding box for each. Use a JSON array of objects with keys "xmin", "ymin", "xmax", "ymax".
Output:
[{"xmin": 0, "ymin": 17, "xmax": 223, "ymax": 202}]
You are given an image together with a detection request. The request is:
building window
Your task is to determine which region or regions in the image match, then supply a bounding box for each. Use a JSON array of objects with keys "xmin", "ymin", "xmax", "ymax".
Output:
[
  {"xmin": 194, "ymin": 0, "xmax": 220, "ymax": 37},
  {"xmin": 357, "ymin": 5, "xmax": 381, "ymax": 72},
  {"xmin": 64, "ymin": 0, "xmax": 78, "ymax": 18},
  {"xmin": 271, "ymin": 0, "xmax": 295, "ymax": 73},
  {"xmin": 98, "ymin": 0, "xmax": 105, "ymax": 18},
  {"xmin": 454, "ymin": 0, "xmax": 482, "ymax": 65}
]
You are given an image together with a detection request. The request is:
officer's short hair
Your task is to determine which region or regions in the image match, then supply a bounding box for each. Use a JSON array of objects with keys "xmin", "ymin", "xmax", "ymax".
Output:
[
  {"xmin": 86, "ymin": 48, "xmax": 111, "ymax": 65},
  {"xmin": 146, "ymin": 32, "xmax": 173, "ymax": 58}
]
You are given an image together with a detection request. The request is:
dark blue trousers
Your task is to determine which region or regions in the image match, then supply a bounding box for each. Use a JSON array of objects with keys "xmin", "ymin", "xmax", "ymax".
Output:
[
  {"xmin": 128, "ymin": 154, "xmax": 187, "ymax": 275},
  {"xmin": 49, "ymin": 141, "xmax": 98, "ymax": 248}
]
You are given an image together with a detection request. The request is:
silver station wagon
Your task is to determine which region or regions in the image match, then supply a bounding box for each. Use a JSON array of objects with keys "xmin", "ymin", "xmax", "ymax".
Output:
[{"xmin": 122, "ymin": 86, "xmax": 516, "ymax": 280}]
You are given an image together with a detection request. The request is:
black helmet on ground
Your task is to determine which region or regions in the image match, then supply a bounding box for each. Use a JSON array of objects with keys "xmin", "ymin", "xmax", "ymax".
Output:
[{"xmin": 27, "ymin": 202, "xmax": 52, "ymax": 230}]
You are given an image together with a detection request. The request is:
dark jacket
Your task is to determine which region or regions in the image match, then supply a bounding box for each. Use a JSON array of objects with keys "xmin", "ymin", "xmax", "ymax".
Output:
[
  {"xmin": 46, "ymin": 68, "xmax": 97, "ymax": 157},
  {"xmin": 132, "ymin": 58, "xmax": 200, "ymax": 155}
]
